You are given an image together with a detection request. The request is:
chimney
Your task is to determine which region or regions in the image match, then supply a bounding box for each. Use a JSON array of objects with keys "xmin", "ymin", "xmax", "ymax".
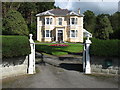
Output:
[{"xmin": 78, "ymin": 8, "xmax": 80, "ymax": 14}]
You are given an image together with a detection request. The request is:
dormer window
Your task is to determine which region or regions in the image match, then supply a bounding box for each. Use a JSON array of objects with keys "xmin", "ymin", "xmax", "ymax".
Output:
[
  {"xmin": 46, "ymin": 18, "xmax": 52, "ymax": 25},
  {"xmin": 58, "ymin": 18, "xmax": 62, "ymax": 25}
]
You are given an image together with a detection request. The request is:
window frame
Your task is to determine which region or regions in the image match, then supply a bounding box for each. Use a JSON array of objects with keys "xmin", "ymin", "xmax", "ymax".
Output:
[
  {"xmin": 45, "ymin": 18, "xmax": 52, "ymax": 25},
  {"xmin": 70, "ymin": 30, "xmax": 78, "ymax": 38},
  {"xmin": 70, "ymin": 18, "xmax": 78, "ymax": 25},
  {"xmin": 45, "ymin": 30, "xmax": 51, "ymax": 38},
  {"xmin": 58, "ymin": 18, "xmax": 62, "ymax": 25}
]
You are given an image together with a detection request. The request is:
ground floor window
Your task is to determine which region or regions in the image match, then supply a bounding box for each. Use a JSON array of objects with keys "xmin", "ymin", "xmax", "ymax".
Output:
[
  {"xmin": 45, "ymin": 30, "xmax": 50, "ymax": 37},
  {"xmin": 70, "ymin": 30, "xmax": 78, "ymax": 38}
]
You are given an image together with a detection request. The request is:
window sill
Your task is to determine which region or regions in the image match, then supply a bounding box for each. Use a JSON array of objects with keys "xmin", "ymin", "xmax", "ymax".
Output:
[
  {"xmin": 43, "ymin": 37, "xmax": 51, "ymax": 38},
  {"xmin": 69, "ymin": 37, "xmax": 78, "ymax": 38}
]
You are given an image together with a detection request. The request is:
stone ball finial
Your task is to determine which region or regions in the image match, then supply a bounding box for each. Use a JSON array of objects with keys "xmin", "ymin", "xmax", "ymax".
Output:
[
  {"xmin": 29, "ymin": 34, "xmax": 33, "ymax": 39},
  {"xmin": 29, "ymin": 34, "xmax": 33, "ymax": 37}
]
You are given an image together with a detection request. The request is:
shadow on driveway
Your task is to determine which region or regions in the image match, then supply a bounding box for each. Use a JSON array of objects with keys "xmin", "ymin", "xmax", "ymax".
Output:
[{"xmin": 59, "ymin": 63, "xmax": 83, "ymax": 72}]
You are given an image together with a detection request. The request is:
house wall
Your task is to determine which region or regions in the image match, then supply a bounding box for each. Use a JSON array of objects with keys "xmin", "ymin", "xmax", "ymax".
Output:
[{"xmin": 37, "ymin": 15, "xmax": 83, "ymax": 43}]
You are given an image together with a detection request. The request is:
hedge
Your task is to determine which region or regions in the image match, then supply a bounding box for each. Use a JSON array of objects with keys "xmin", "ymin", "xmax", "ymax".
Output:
[
  {"xmin": 90, "ymin": 38, "xmax": 119, "ymax": 57},
  {"xmin": 2, "ymin": 35, "xmax": 31, "ymax": 58}
]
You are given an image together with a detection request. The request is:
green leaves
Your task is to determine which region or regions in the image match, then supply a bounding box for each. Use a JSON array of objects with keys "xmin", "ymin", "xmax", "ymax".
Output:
[
  {"xmin": 94, "ymin": 14, "xmax": 113, "ymax": 40},
  {"xmin": 2, "ymin": 35, "xmax": 31, "ymax": 58},
  {"xmin": 3, "ymin": 10, "xmax": 29, "ymax": 36},
  {"xmin": 90, "ymin": 38, "xmax": 119, "ymax": 57},
  {"xmin": 84, "ymin": 10, "xmax": 96, "ymax": 35}
]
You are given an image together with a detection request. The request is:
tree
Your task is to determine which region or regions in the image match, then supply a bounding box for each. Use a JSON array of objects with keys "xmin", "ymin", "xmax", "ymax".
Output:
[
  {"xmin": 2, "ymin": 2, "xmax": 22, "ymax": 18},
  {"xmin": 94, "ymin": 14, "xmax": 113, "ymax": 39},
  {"xmin": 18, "ymin": 2, "xmax": 37, "ymax": 25},
  {"xmin": 3, "ymin": 10, "xmax": 29, "ymax": 35},
  {"xmin": 83, "ymin": 10, "xmax": 96, "ymax": 35},
  {"xmin": 109, "ymin": 12, "xmax": 120, "ymax": 39}
]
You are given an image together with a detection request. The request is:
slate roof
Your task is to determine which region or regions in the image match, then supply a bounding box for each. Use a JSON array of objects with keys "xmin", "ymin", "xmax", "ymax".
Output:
[
  {"xmin": 36, "ymin": 9, "xmax": 84, "ymax": 17},
  {"xmin": 49, "ymin": 9, "xmax": 70, "ymax": 16}
]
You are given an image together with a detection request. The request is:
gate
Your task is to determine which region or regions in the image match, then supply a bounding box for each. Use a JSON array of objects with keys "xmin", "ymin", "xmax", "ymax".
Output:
[{"xmin": 27, "ymin": 33, "xmax": 92, "ymax": 74}]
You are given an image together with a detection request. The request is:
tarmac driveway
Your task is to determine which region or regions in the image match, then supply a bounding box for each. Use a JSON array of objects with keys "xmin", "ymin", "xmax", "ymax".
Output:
[{"xmin": 2, "ymin": 63, "xmax": 118, "ymax": 88}]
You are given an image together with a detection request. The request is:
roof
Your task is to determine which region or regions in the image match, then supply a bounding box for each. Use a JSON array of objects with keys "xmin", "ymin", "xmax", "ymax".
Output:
[
  {"xmin": 36, "ymin": 9, "xmax": 84, "ymax": 17},
  {"xmin": 83, "ymin": 29, "xmax": 92, "ymax": 38}
]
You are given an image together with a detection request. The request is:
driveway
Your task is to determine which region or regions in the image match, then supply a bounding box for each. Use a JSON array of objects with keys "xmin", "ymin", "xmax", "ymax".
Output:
[{"xmin": 2, "ymin": 63, "xmax": 118, "ymax": 88}]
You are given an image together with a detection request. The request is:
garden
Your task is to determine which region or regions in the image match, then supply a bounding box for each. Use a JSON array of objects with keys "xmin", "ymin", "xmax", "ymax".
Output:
[{"xmin": 35, "ymin": 43, "xmax": 83, "ymax": 56}]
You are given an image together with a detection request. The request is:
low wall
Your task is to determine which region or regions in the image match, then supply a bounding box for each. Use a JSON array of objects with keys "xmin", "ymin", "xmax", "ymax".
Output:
[
  {"xmin": 1, "ymin": 56, "xmax": 28, "ymax": 79},
  {"xmin": 91, "ymin": 56, "xmax": 119, "ymax": 75}
]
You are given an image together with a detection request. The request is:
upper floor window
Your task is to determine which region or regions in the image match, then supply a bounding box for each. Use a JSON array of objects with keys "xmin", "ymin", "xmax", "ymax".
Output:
[
  {"xmin": 70, "ymin": 30, "xmax": 78, "ymax": 37},
  {"xmin": 71, "ymin": 18, "xmax": 77, "ymax": 25},
  {"xmin": 46, "ymin": 18, "xmax": 52, "ymax": 25},
  {"xmin": 58, "ymin": 18, "xmax": 62, "ymax": 25}
]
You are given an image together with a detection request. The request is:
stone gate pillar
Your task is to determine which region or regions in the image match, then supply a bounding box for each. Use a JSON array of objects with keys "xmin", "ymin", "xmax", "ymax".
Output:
[
  {"xmin": 28, "ymin": 34, "xmax": 36, "ymax": 74},
  {"xmin": 85, "ymin": 36, "xmax": 92, "ymax": 74}
]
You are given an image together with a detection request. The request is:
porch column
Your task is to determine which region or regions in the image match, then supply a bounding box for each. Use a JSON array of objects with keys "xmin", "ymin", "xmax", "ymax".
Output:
[
  {"xmin": 37, "ymin": 17, "xmax": 40, "ymax": 41},
  {"xmin": 85, "ymin": 36, "xmax": 92, "ymax": 74},
  {"xmin": 56, "ymin": 29, "xmax": 58, "ymax": 41}
]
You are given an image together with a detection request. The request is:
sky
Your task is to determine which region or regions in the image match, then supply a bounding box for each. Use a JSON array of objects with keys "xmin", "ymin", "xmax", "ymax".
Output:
[{"xmin": 54, "ymin": 0, "xmax": 119, "ymax": 15}]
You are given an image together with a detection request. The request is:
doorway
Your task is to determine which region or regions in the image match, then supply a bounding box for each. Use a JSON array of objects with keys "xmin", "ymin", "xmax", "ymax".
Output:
[{"xmin": 58, "ymin": 30, "xmax": 63, "ymax": 43}]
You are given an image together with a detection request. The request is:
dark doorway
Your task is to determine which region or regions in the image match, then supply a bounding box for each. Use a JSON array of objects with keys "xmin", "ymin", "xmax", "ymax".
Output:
[{"xmin": 58, "ymin": 30, "xmax": 63, "ymax": 43}]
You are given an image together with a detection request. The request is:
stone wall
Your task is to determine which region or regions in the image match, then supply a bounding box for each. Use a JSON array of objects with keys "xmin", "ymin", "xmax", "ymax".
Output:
[
  {"xmin": 1, "ymin": 56, "xmax": 28, "ymax": 79},
  {"xmin": 91, "ymin": 56, "xmax": 119, "ymax": 75}
]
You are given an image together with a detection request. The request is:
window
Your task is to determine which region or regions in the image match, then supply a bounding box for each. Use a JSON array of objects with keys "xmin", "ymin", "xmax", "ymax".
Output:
[
  {"xmin": 71, "ymin": 18, "xmax": 75, "ymax": 24},
  {"xmin": 46, "ymin": 18, "xmax": 49, "ymax": 24},
  {"xmin": 50, "ymin": 18, "xmax": 52, "ymax": 24},
  {"xmin": 58, "ymin": 18, "xmax": 62, "ymax": 25},
  {"xmin": 45, "ymin": 30, "xmax": 50, "ymax": 37},
  {"xmin": 75, "ymin": 18, "xmax": 77, "ymax": 24},
  {"xmin": 46, "ymin": 18, "xmax": 52, "ymax": 25},
  {"xmin": 70, "ymin": 30, "xmax": 78, "ymax": 37},
  {"xmin": 71, "ymin": 18, "xmax": 77, "ymax": 25}
]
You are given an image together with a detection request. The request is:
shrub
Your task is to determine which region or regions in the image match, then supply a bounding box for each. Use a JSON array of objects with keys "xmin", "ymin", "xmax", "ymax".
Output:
[
  {"xmin": 90, "ymin": 38, "xmax": 119, "ymax": 57},
  {"xmin": 2, "ymin": 10, "xmax": 29, "ymax": 35},
  {"xmin": 2, "ymin": 35, "xmax": 31, "ymax": 58}
]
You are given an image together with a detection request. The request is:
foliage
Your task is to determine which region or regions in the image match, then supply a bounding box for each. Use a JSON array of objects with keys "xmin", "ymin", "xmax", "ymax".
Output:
[
  {"xmin": 83, "ymin": 10, "xmax": 96, "ymax": 35},
  {"xmin": 2, "ymin": 35, "xmax": 31, "ymax": 58},
  {"xmin": 109, "ymin": 12, "xmax": 120, "ymax": 39},
  {"xmin": 29, "ymin": 22, "xmax": 37, "ymax": 40},
  {"xmin": 94, "ymin": 14, "xmax": 113, "ymax": 39},
  {"xmin": 3, "ymin": 10, "xmax": 29, "ymax": 35},
  {"xmin": 2, "ymin": 2, "xmax": 56, "ymax": 38},
  {"xmin": 35, "ymin": 43, "xmax": 83, "ymax": 56},
  {"xmin": 90, "ymin": 38, "xmax": 119, "ymax": 57}
]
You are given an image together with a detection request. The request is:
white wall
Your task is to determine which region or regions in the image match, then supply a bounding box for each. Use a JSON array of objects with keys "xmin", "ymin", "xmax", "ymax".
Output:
[{"xmin": 1, "ymin": 56, "xmax": 28, "ymax": 79}]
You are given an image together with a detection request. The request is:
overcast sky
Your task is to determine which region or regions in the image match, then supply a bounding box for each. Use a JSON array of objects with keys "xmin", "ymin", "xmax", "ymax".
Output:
[{"xmin": 54, "ymin": 0, "xmax": 119, "ymax": 15}]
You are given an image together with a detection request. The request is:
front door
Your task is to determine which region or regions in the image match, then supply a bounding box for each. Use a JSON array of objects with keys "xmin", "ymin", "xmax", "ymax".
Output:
[{"xmin": 58, "ymin": 30, "xmax": 63, "ymax": 43}]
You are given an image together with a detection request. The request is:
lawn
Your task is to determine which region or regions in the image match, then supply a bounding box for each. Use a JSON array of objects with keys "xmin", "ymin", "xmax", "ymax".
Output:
[{"xmin": 35, "ymin": 42, "xmax": 83, "ymax": 56}]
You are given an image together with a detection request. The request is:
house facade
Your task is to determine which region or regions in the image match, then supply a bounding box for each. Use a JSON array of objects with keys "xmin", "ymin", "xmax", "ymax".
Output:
[{"xmin": 36, "ymin": 9, "xmax": 84, "ymax": 43}]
